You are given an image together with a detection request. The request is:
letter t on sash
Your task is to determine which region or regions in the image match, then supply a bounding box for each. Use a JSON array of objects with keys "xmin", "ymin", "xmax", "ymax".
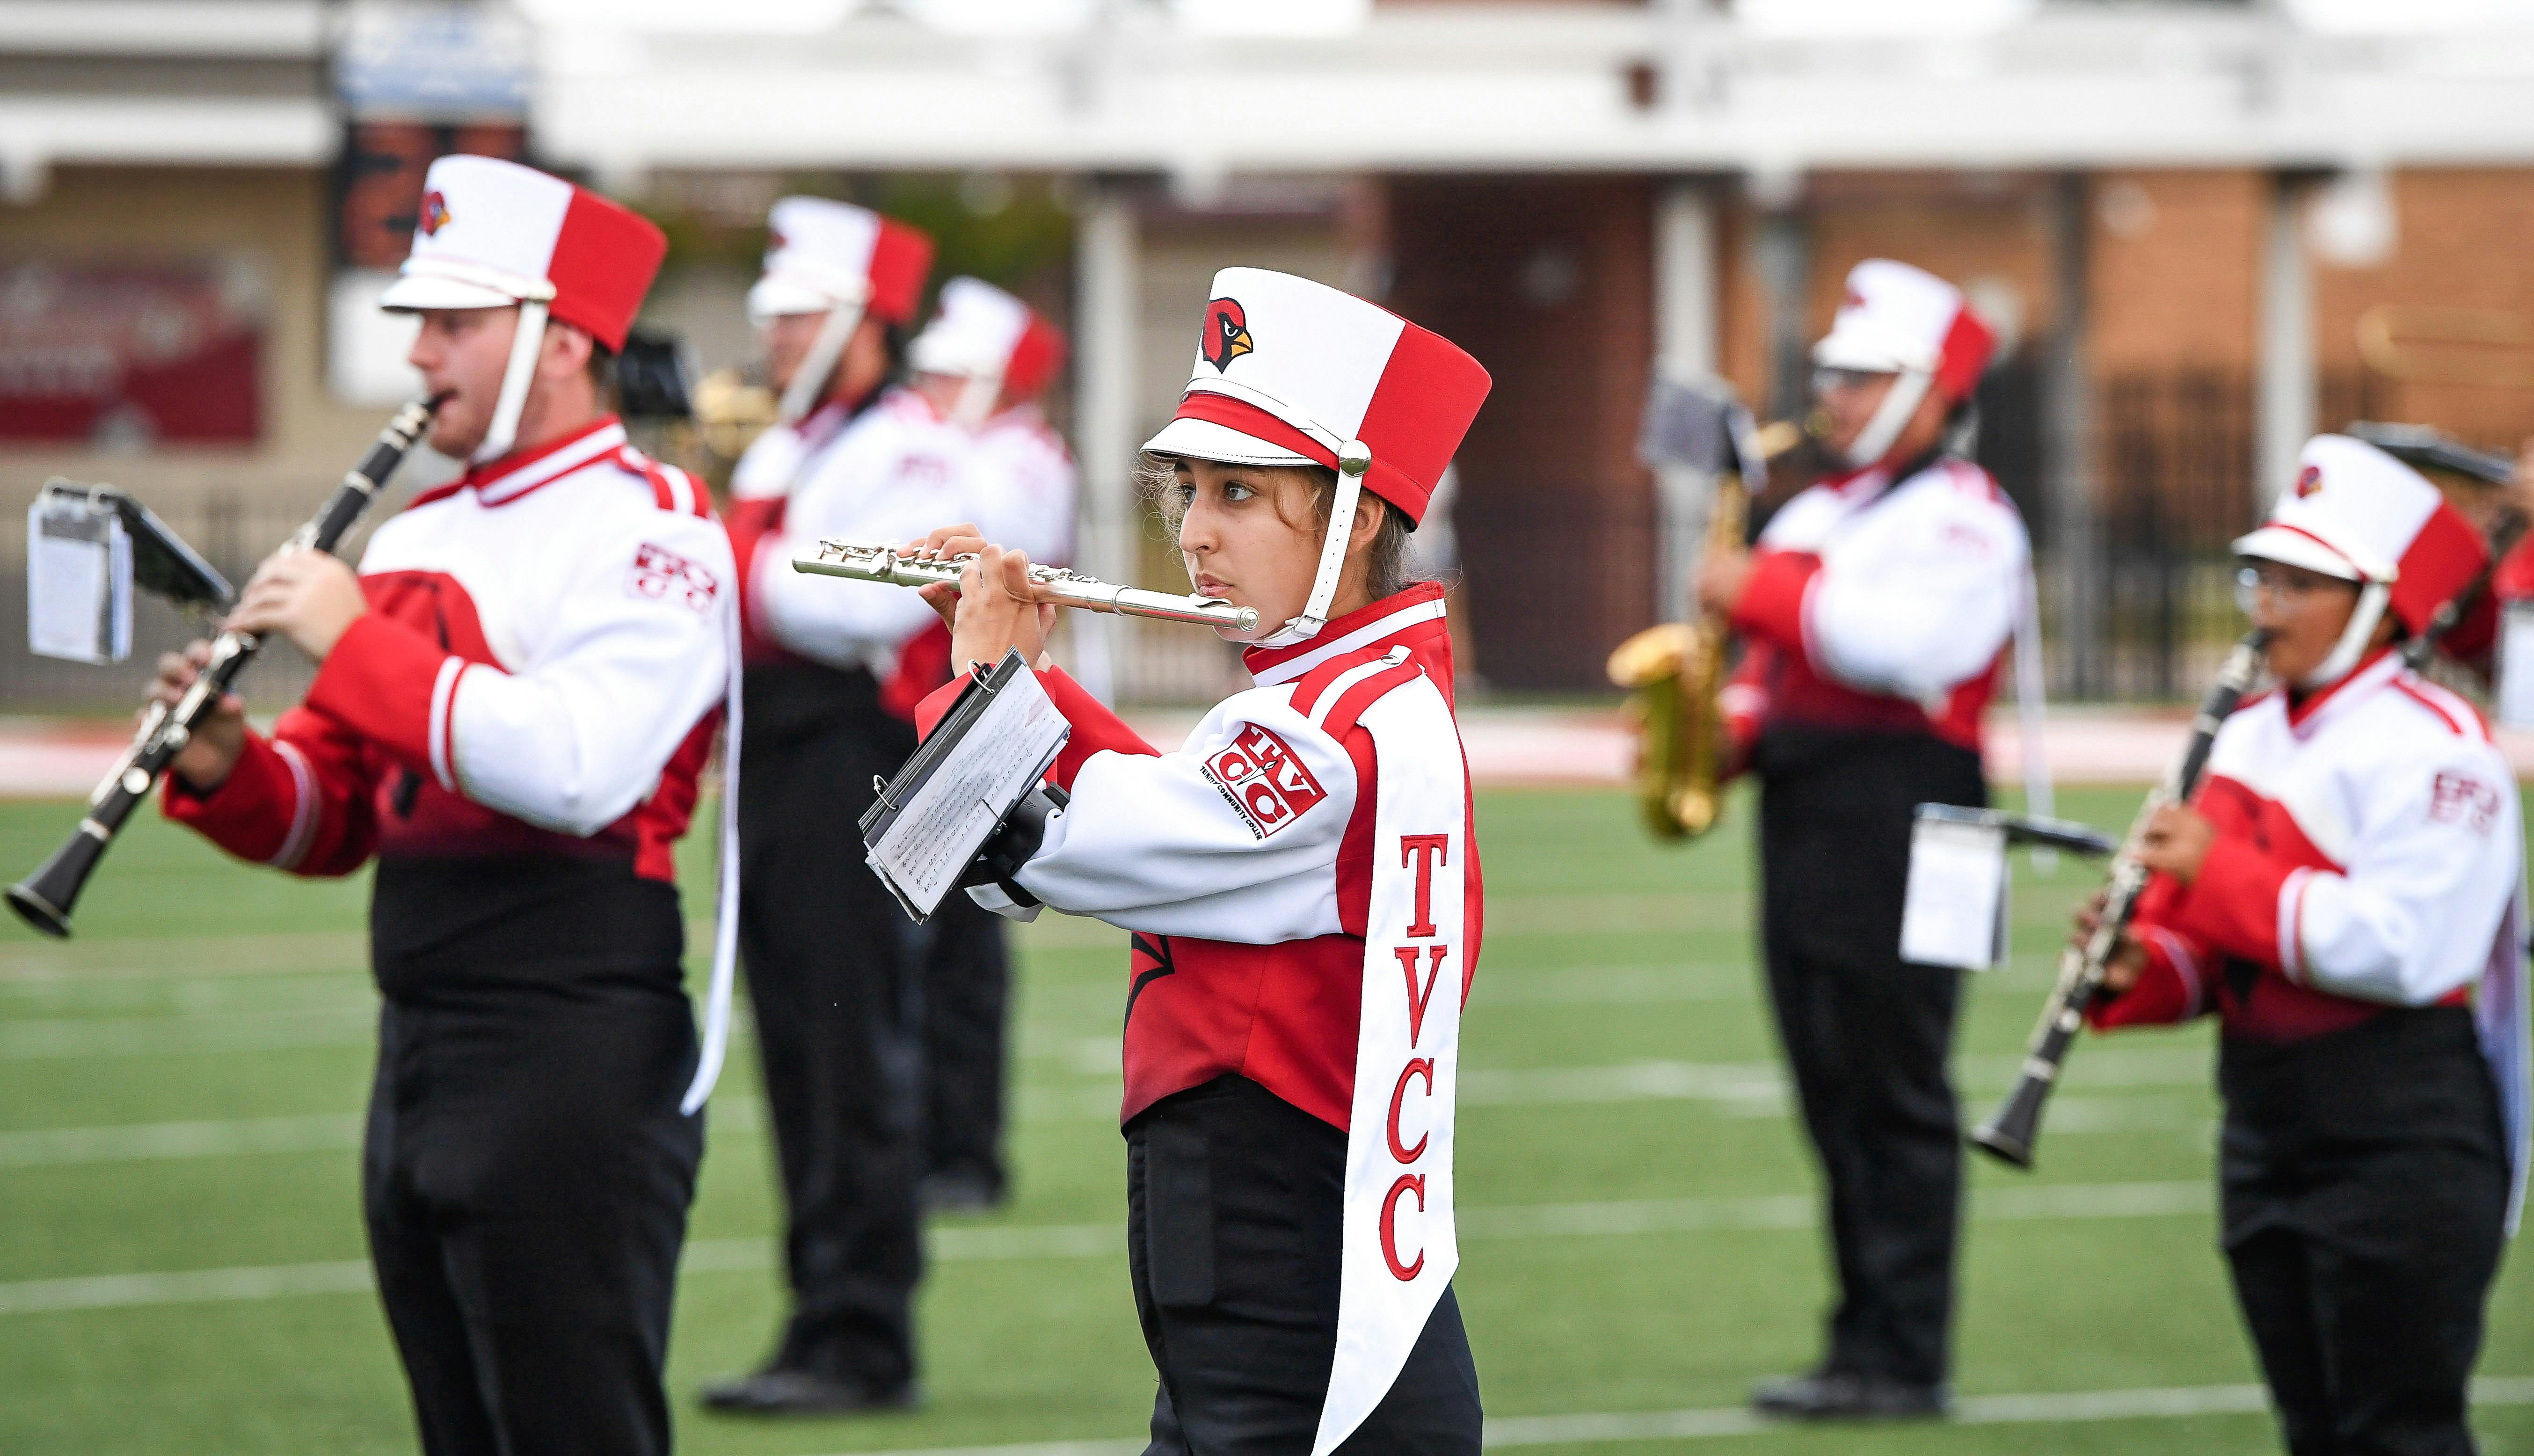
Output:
[{"xmin": 1400, "ymin": 833, "xmax": 1450, "ymax": 938}]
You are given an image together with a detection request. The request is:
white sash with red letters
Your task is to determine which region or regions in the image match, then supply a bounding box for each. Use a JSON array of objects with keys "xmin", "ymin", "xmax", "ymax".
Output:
[{"xmin": 1313, "ymin": 670, "xmax": 1470, "ymax": 1455}]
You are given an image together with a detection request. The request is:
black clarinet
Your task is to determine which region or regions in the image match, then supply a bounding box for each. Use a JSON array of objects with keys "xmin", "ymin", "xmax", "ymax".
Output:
[
  {"xmin": 1972, "ymin": 627, "xmax": 2270, "ymax": 1168},
  {"xmin": 7, "ymin": 395, "xmax": 443, "ymax": 939}
]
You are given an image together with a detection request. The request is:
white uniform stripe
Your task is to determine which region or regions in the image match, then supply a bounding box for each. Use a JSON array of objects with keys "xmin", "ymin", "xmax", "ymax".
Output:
[
  {"xmin": 2276, "ymin": 867, "xmax": 2312, "ymax": 984},
  {"xmin": 1303, "ymin": 650, "xmax": 1407, "ymax": 730},
  {"xmin": 1250, "ymin": 599, "xmax": 1446, "ymax": 687},
  {"xmin": 425, "ymin": 657, "xmax": 465, "ymax": 793},
  {"xmin": 473, "ymin": 423, "xmax": 627, "ymax": 504},
  {"xmin": 267, "ymin": 742, "xmax": 318, "ymax": 871}
]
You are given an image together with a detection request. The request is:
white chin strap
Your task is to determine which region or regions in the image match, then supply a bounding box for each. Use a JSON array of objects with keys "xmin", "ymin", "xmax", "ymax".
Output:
[
  {"xmin": 473, "ymin": 298, "xmax": 551, "ymax": 464},
  {"xmin": 1250, "ymin": 439, "xmax": 1372, "ymax": 648},
  {"xmin": 2298, "ymin": 580, "xmax": 2392, "ymax": 691},
  {"xmin": 1842, "ymin": 366, "xmax": 1934, "ymax": 469},
  {"xmin": 951, "ymin": 371, "xmax": 1005, "ymax": 428},
  {"xmin": 777, "ymin": 301, "xmax": 867, "ymax": 424}
]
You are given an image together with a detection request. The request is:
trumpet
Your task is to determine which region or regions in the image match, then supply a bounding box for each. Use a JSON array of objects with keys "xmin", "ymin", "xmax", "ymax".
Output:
[{"xmin": 794, "ymin": 540, "xmax": 1260, "ymax": 633}]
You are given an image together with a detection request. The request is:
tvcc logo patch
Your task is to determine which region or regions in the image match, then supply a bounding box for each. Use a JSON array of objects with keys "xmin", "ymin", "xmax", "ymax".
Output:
[{"xmin": 1203, "ymin": 722, "xmax": 1326, "ymax": 838}]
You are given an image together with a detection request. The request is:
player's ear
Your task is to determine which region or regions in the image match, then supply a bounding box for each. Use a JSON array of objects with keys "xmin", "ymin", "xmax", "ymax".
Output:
[{"xmin": 541, "ymin": 320, "xmax": 597, "ymax": 381}]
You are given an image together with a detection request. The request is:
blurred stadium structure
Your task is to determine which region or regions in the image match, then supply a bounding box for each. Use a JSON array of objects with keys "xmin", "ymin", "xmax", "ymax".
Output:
[{"xmin": 6, "ymin": 0, "xmax": 2534, "ymax": 706}]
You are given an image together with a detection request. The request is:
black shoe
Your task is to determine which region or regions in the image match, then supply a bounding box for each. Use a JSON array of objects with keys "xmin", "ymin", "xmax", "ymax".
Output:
[
  {"xmin": 921, "ymin": 1170, "xmax": 1008, "ymax": 1214},
  {"xmin": 1750, "ymin": 1370, "xmax": 1946, "ymax": 1421},
  {"xmin": 699, "ymin": 1368, "xmax": 922, "ymax": 1416}
]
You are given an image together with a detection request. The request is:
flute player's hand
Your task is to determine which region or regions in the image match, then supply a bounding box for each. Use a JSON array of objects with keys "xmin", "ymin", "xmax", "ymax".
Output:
[
  {"xmin": 908, "ymin": 524, "xmax": 989, "ymax": 628},
  {"xmin": 947, "ymin": 544, "xmax": 1057, "ymax": 673}
]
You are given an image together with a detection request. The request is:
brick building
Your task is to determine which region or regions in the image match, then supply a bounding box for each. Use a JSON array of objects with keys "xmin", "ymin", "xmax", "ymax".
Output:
[{"xmin": 8, "ymin": 0, "xmax": 2534, "ymax": 700}]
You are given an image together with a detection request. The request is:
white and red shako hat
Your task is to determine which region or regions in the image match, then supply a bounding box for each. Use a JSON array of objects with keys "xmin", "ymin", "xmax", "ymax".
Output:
[
  {"xmin": 379, "ymin": 154, "xmax": 666, "ymax": 461},
  {"xmin": 749, "ymin": 197, "xmax": 933, "ymax": 422},
  {"xmin": 380, "ymin": 154, "xmax": 664, "ymax": 354},
  {"xmin": 2235, "ymin": 434, "xmax": 2489, "ymax": 685},
  {"xmin": 908, "ymin": 277, "xmax": 1065, "ymax": 422},
  {"xmin": 1141, "ymin": 268, "xmax": 1490, "ymax": 645},
  {"xmin": 1142, "ymin": 268, "xmax": 1489, "ymax": 529},
  {"xmin": 1813, "ymin": 259, "xmax": 1996, "ymax": 467},
  {"xmin": 747, "ymin": 197, "xmax": 934, "ymax": 327}
]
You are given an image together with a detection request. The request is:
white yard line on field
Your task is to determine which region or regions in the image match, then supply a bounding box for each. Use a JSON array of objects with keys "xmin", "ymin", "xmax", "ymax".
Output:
[
  {"xmin": 0, "ymin": 1180, "xmax": 2210, "ymax": 1316},
  {"xmin": 786, "ymin": 1378, "xmax": 2534, "ymax": 1456}
]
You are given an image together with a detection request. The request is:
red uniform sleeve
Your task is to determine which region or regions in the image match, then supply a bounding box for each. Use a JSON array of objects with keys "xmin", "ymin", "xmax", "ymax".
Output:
[
  {"xmin": 913, "ymin": 664, "xmax": 1160, "ymax": 791},
  {"xmin": 301, "ymin": 613, "xmax": 461, "ymax": 778},
  {"xmin": 2164, "ymin": 834, "xmax": 2294, "ymax": 970},
  {"xmin": 1718, "ymin": 646, "xmax": 1770, "ymax": 780},
  {"xmin": 161, "ymin": 705, "xmax": 379, "ymax": 877},
  {"xmin": 1727, "ymin": 550, "xmax": 1820, "ymax": 656},
  {"xmin": 2085, "ymin": 926, "xmax": 2212, "ymax": 1029}
]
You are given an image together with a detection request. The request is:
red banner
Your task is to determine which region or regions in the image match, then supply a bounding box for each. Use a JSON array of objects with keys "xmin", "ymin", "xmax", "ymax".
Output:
[{"xmin": 0, "ymin": 262, "xmax": 264, "ymax": 445}]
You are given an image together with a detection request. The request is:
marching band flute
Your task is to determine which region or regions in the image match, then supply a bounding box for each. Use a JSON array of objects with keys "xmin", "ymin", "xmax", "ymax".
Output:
[
  {"xmin": 6, "ymin": 395, "xmax": 444, "ymax": 939},
  {"xmin": 794, "ymin": 539, "xmax": 1261, "ymax": 633}
]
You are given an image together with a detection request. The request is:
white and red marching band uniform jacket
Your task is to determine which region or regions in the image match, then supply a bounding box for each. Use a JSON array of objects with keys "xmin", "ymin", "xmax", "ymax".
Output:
[
  {"xmin": 736, "ymin": 387, "xmax": 972, "ymax": 680},
  {"xmin": 1726, "ymin": 454, "xmax": 2031, "ymax": 752},
  {"xmin": 921, "ymin": 585, "xmax": 1479, "ymax": 1437},
  {"xmin": 164, "ymin": 416, "xmax": 735, "ymax": 915},
  {"xmin": 2093, "ymin": 650, "xmax": 2531, "ymax": 1223}
]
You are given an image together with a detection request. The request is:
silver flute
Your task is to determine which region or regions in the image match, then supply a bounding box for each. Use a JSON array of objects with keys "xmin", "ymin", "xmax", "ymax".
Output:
[{"xmin": 794, "ymin": 539, "xmax": 1260, "ymax": 633}]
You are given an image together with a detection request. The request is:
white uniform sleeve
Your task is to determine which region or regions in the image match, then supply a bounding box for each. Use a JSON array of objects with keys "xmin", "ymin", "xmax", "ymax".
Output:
[
  {"xmin": 450, "ymin": 511, "xmax": 733, "ymax": 836},
  {"xmin": 1014, "ymin": 691, "xmax": 1355, "ymax": 942},
  {"xmin": 2288, "ymin": 747, "xmax": 2522, "ymax": 1006},
  {"xmin": 967, "ymin": 428, "xmax": 1078, "ymax": 567},
  {"xmin": 757, "ymin": 407, "xmax": 964, "ymax": 670},
  {"xmin": 1806, "ymin": 487, "xmax": 2025, "ymax": 700}
]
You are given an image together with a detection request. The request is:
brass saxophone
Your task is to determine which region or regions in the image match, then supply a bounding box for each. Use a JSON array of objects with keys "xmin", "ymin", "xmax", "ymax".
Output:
[{"xmin": 1607, "ymin": 419, "xmax": 1804, "ymax": 840}]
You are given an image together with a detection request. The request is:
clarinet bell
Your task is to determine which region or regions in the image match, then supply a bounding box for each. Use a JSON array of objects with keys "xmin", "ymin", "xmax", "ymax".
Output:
[
  {"xmin": 1970, "ymin": 1082, "xmax": 2045, "ymax": 1169},
  {"xmin": 7, "ymin": 827, "xmax": 108, "ymax": 939}
]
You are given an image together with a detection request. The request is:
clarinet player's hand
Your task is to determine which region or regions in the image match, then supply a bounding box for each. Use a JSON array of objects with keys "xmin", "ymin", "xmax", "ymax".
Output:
[
  {"xmin": 148, "ymin": 641, "xmax": 247, "ymax": 793},
  {"xmin": 2068, "ymin": 887, "xmax": 2146, "ymax": 995}
]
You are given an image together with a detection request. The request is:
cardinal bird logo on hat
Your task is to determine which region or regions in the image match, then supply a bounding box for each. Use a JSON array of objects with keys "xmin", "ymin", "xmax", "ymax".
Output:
[
  {"xmin": 1202, "ymin": 298, "xmax": 1254, "ymax": 372},
  {"xmin": 419, "ymin": 190, "xmax": 451, "ymax": 238},
  {"xmin": 2295, "ymin": 464, "xmax": 2324, "ymax": 499}
]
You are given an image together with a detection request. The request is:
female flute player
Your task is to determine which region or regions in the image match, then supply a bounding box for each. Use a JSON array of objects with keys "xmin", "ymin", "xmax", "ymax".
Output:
[
  {"xmin": 909, "ymin": 268, "xmax": 1491, "ymax": 1456},
  {"xmin": 2080, "ymin": 435, "xmax": 2527, "ymax": 1456}
]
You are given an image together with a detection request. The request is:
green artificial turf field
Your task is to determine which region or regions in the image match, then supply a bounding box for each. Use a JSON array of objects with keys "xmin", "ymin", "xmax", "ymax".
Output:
[{"xmin": 0, "ymin": 785, "xmax": 2525, "ymax": 1455}]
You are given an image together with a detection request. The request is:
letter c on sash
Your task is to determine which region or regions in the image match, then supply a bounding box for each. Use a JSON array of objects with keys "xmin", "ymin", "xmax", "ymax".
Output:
[
  {"xmin": 1381, "ymin": 1173, "xmax": 1427, "ymax": 1281},
  {"xmin": 1387, "ymin": 1056, "xmax": 1434, "ymax": 1163}
]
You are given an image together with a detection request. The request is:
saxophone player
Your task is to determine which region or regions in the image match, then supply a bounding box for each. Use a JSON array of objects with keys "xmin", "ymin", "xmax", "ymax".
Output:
[{"xmin": 1696, "ymin": 260, "xmax": 2028, "ymax": 1420}]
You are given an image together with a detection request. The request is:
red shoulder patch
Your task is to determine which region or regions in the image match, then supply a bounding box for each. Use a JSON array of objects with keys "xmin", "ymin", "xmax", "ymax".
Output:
[
  {"xmin": 1202, "ymin": 722, "xmax": 1327, "ymax": 839},
  {"xmin": 629, "ymin": 542, "xmax": 720, "ymax": 614}
]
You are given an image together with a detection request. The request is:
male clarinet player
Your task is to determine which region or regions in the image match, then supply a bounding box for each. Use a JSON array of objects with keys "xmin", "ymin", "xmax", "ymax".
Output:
[
  {"xmin": 148, "ymin": 154, "xmax": 737, "ymax": 1456},
  {"xmin": 1698, "ymin": 260, "xmax": 2027, "ymax": 1421}
]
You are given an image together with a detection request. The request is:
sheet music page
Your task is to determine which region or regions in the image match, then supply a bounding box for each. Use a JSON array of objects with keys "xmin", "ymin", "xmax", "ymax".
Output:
[
  {"xmin": 868, "ymin": 666, "xmax": 1070, "ymax": 917},
  {"xmin": 27, "ymin": 499, "xmax": 129, "ymax": 665},
  {"xmin": 1899, "ymin": 814, "xmax": 2008, "ymax": 971}
]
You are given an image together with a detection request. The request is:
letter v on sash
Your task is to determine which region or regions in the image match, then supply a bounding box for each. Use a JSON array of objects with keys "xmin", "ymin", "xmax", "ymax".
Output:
[{"xmin": 1395, "ymin": 945, "xmax": 1449, "ymax": 1048}]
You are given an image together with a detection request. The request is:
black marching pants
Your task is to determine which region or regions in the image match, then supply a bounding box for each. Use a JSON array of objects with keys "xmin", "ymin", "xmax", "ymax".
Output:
[
  {"xmin": 736, "ymin": 661, "xmax": 925, "ymax": 1390},
  {"xmin": 1754, "ymin": 727, "xmax": 1985, "ymax": 1389},
  {"xmin": 1127, "ymin": 1075, "xmax": 1483, "ymax": 1456},
  {"xmin": 920, "ymin": 893, "xmax": 1012, "ymax": 1197},
  {"xmin": 2218, "ymin": 1007, "xmax": 2511, "ymax": 1456},
  {"xmin": 362, "ymin": 859, "xmax": 703, "ymax": 1456}
]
